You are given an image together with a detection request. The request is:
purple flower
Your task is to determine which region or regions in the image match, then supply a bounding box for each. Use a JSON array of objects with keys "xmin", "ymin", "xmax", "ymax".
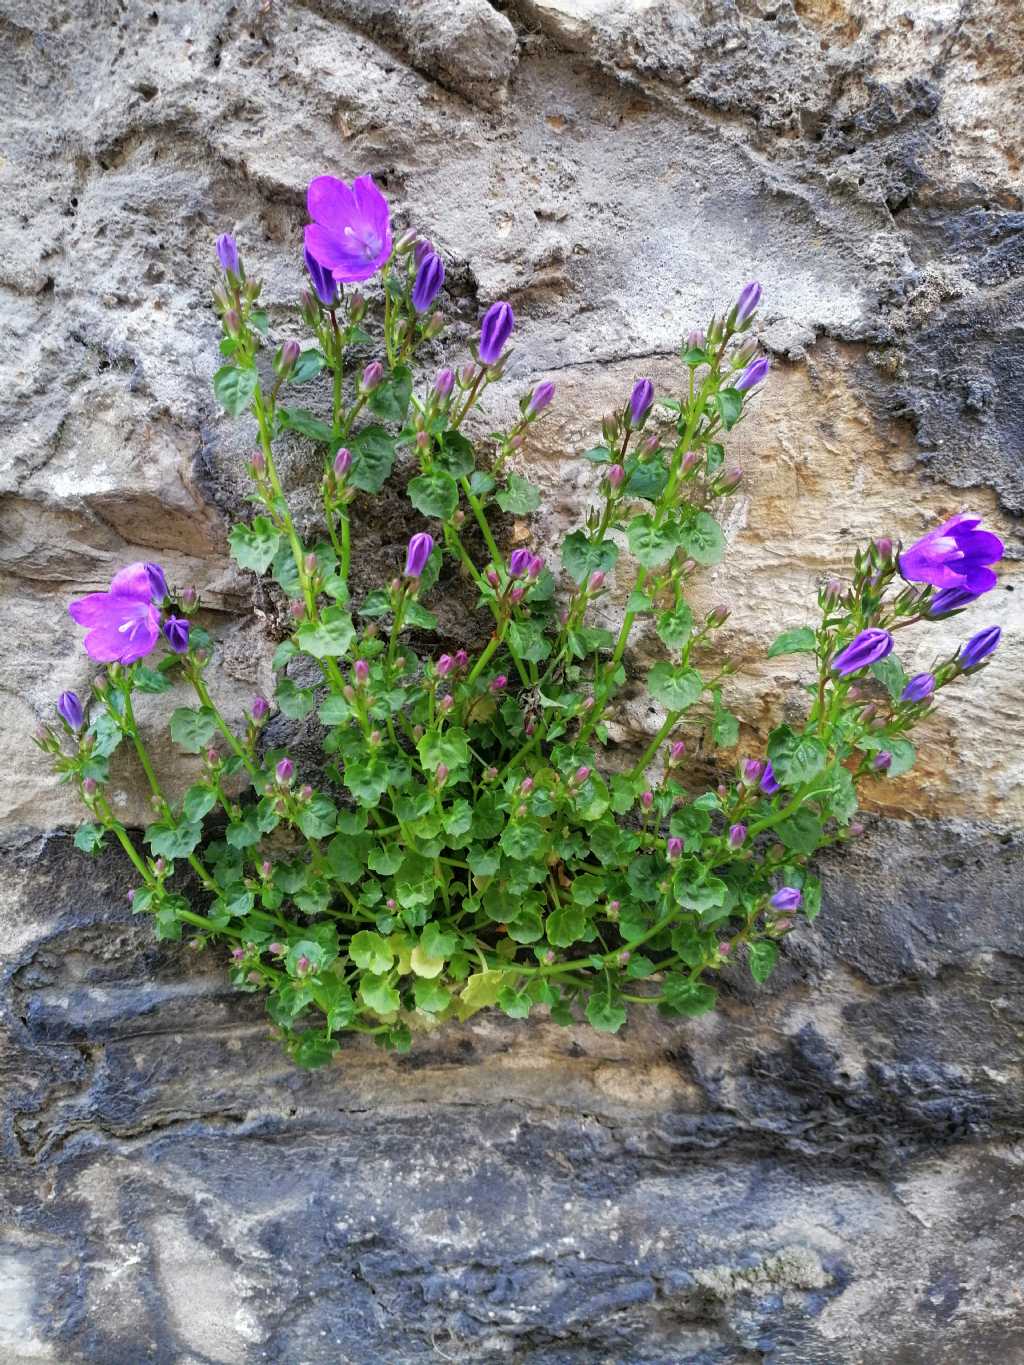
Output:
[
  {"xmin": 629, "ymin": 378, "xmax": 654, "ymax": 427},
  {"xmin": 436, "ymin": 655, "xmax": 453, "ymax": 677},
  {"xmin": 760, "ymin": 762, "xmax": 780, "ymax": 796},
  {"xmin": 251, "ymin": 696, "xmax": 270, "ymax": 721},
  {"xmin": 606, "ymin": 464, "xmax": 626, "ymax": 490},
  {"xmin": 162, "ymin": 616, "xmax": 190, "ymax": 654},
  {"xmin": 404, "ymin": 532, "xmax": 434, "ymax": 579},
  {"xmin": 735, "ymin": 356, "xmax": 770, "ymax": 391},
  {"xmin": 414, "ymin": 238, "xmax": 434, "ymax": 267},
  {"xmin": 508, "ymin": 548, "xmax": 533, "ymax": 578},
  {"xmin": 901, "ymin": 672, "xmax": 936, "ymax": 703},
  {"xmin": 770, "ymin": 887, "xmax": 802, "ymax": 911},
  {"xmin": 899, "ymin": 514, "xmax": 1003, "ymax": 594},
  {"xmin": 432, "ymin": 368, "xmax": 455, "ymax": 401},
  {"xmin": 304, "ymin": 174, "xmax": 393, "ymax": 284},
  {"xmin": 927, "ymin": 585, "xmax": 982, "ymax": 617},
  {"xmin": 490, "ymin": 674, "xmax": 508, "ymax": 693},
  {"xmin": 68, "ymin": 563, "xmax": 164, "ymax": 664},
  {"xmin": 411, "ymin": 251, "xmax": 445, "ymax": 313},
  {"xmin": 361, "ymin": 360, "xmax": 384, "ymax": 393},
  {"xmin": 742, "ymin": 758, "xmax": 765, "ymax": 785},
  {"xmin": 353, "ymin": 658, "xmax": 370, "ymax": 685},
  {"xmin": 526, "ymin": 381, "xmax": 555, "ymax": 416},
  {"xmin": 57, "ymin": 691, "xmax": 84, "ymax": 729},
  {"xmin": 145, "ymin": 563, "xmax": 169, "ymax": 601},
  {"xmin": 478, "ymin": 301, "xmax": 515, "ymax": 365},
  {"xmin": 276, "ymin": 757, "xmax": 294, "ymax": 784},
  {"xmin": 666, "ymin": 837, "xmax": 683, "ymax": 860},
  {"xmin": 728, "ymin": 823, "xmax": 747, "ymax": 849},
  {"xmin": 527, "ymin": 555, "xmax": 544, "ymax": 579},
  {"xmin": 216, "ymin": 234, "xmax": 239, "ymax": 275},
  {"xmin": 873, "ymin": 751, "xmax": 892, "ymax": 771},
  {"xmin": 831, "ymin": 628, "xmax": 894, "ymax": 676},
  {"xmin": 304, "ymin": 244, "xmax": 339, "ymax": 306},
  {"xmin": 960, "ymin": 626, "xmax": 1001, "ymax": 669},
  {"xmin": 734, "ymin": 281, "xmax": 762, "ymax": 325},
  {"xmin": 334, "ymin": 447, "xmax": 352, "ymax": 477}
]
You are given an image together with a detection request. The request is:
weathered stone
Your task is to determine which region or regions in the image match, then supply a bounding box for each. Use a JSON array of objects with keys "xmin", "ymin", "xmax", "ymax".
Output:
[{"xmin": 1, "ymin": 0, "xmax": 1023, "ymax": 1359}]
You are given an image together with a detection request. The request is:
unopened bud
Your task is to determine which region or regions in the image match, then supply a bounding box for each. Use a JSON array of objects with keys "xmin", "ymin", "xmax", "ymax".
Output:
[
  {"xmin": 353, "ymin": 658, "xmax": 369, "ymax": 685},
  {"xmin": 641, "ymin": 790, "xmax": 653, "ymax": 809},
  {"xmin": 395, "ymin": 227, "xmax": 418, "ymax": 253},
  {"xmin": 575, "ymin": 766, "xmax": 591, "ymax": 786},
  {"xmin": 299, "ymin": 784, "xmax": 313, "ymax": 801},
  {"xmin": 873, "ymin": 750, "xmax": 892, "ymax": 771},
  {"xmin": 707, "ymin": 604, "xmax": 730, "ymax": 627},
  {"xmin": 439, "ymin": 694, "xmax": 454, "ymax": 711},
  {"xmin": 349, "ymin": 291, "xmax": 366, "ymax": 322},
  {"xmin": 639, "ymin": 432, "xmax": 660, "ymax": 456},
  {"xmin": 728, "ymin": 823, "xmax": 747, "ymax": 848},
  {"xmin": 454, "ymin": 650, "xmax": 469, "ymax": 669},
  {"xmin": 520, "ymin": 777, "xmax": 534, "ymax": 794},
  {"xmin": 360, "ymin": 360, "xmax": 385, "ymax": 393},
  {"xmin": 490, "ymin": 674, "xmax": 507, "ymax": 692},
  {"xmin": 276, "ymin": 757, "xmax": 294, "ymax": 783},
  {"xmin": 589, "ymin": 571, "xmax": 605, "ymax": 591},
  {"xmin": 369, "ymin": 729, "xmax": 381, "ymax": 746},
  {"xmin": 875, "ymin": 537, "xmax": 894, "ymax": 561},
  {"xmin": 276, "ymin": 339, "xmax": 300, "ymax": 377},
  {"xmin": 334, "ymin": 447, "xmax": 352, "ymax": 478},
  {"xmin": 289, "ymin": 600, "xmax": 305, "ymax": 620},
  {"xmin": 251, "ymin": 695, "xmax": 269, "ymax": 722},
  {"xmin": 82, "ymin": 776, "xmax": 98, "ymax": 796},
  {"xmin": 669, "ymin": 740, "xmax": 685, "ymax": 762},
  {"xmin": 606, "ymin": 464, "xmax": 625, "ymax": 490},
  {"xmin": 250, "ymin": 450, "xmax": 266, "ymax": 475}
]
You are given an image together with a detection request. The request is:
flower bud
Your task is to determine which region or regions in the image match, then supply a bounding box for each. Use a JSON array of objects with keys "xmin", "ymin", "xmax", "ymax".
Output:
[
  {"xmin": 303, "ymin": 553, "xmax": 318, "ymax": 577},
  {"xmin": 395, "ymin": 227, "xmax": 418, "ymax": 254},
  {"xmin": 490, "ymin": 674, "xmax": 508, "ymax": 693},
  {"xmin": 850, "ymin": 821, "xmax": 865, "ymax": 837},
  {"xmin": 154, "ymin": 857, "xmax": 167, "ymax": 875},
  {"xmin": 386, "ymin": 898, "xmax": 397, "ymax": 910},
  {"xmin": 289, "ymin": 600, "xmax": 305, "ymax": 620},
  {"xmin": 601, "ymin": 412, "xmax": 620, "ymax": 444},
  {"xmin": 617, "ymin": 950, "xmax": 631, "ymax": 966},
  {"xmin": 276, "ymin": 339, "xmax": 300, "ymax": 378},
  {"xmin": 436, "ymin": 654, "xmax": 453, "ymax": 677},
  {"xmin": 706, "ymin": 604, "xmax": 730, "ymax": 628},
  {"xmin": 526, "ymin": 381, "xmax": 556, "ymax": 416},
  {"xmin": 719, "ymin": 940, "xmax": 732, "ymax": 956},
  {"xmin": 433, "ymin": 763, "xmax": 449, "ymax": 786},
  {"xmin": 250, "ymin": 450, "xmax": 266, "ymax": 476},
  {"xmin": 685, "ymin": 328, "xmax": 706, "ymax": 351},
  {"xmin": 574, "ymin": 766, "xmax": 591, "ymax": 786},
  {"xmin": 527, "ymin": 556, "xmax": 544, "ymax": 579},
  {"xmin": 728, "ymin": 823, "xmax": 747, "ymax": 848},
  {"xmin": 206, "ymin": 747, "xmax": 220, "ymax": 766},
  {"xmin": 486, "ymin": 569, "xmax": 501, "ymax": 589},
  {"xmin": 875, "ymin": 537, "xmax": 894, "ymax": 561},
  {"xmin": 432, "ymin": 368, "xmax": 455, "ymax": 401},
  {"xmin": 509, "ymin": 585, "xmax": 525, "ymax": 603},
  {"xmin": 334, "ymin": 447, "xmax": 352, "ymax": 478},
  {"xmin": 718, "ymin": 466, "xmax": 743, "ymax": 492},
  {"xmin": 454, "ymin": 649, "xmax": 469, "ymax": 669},
  {"xmin": 641, "ymin": 790, "xmax": 653, "ymax": 809},
  {"xmin": 82, "ymin": 777, "xmax": 98, "ymax": 796},
  {"xmin": 262, "ymin": 861, "xmax": 273, "ymax": 878},
  {"xmin": 681, "ymin": 450, "xmax": 701, "ymax": 474},
  {"xmin": 589, "ymin": 571, "xmax": 605, "ymax": 591},
  {"xmin": 742, "ymin": 758, "xmax": 765, "ymax": 784},
  {"xmin": 369, "ymin": 730, "xmax": 381, "ymax": 746},
  {"xmin": 628, "ymin": 378, "xmax": 655, "ymax": 428},
  {"xmin": 425, "ymin": 311, "xmax": 445, "ymax": 339},
  {"xmin": 276, "ymin": 757, "xmax": 294, "ymax": 784},
  {"xmin": 232, "ymin": 946, "xmax": 245, "ymax": 961},
  {"xmin": 606, "ymin": 464, "xmax": 625, "ymax": 490},
  {"xmin": 485, "ymin": 767, "xmax": 498, "ymax": 782},
  {"xmin": 348, "ymin": 291, "xmax": 366, "ymax": 322},
  {"xmin": 353, "ymin": 658, "xmax": 370, "ymax": 686},
  {"xmin": 667, "ymin": 837, "xmax": 683, "ymax": 860},
  {"xmin": 680, "ymin": 559, "xmax": 697, "ymax": 576},
  {"xmin": 478, "ymin": 300, "xmax": 515, "ymax": 365},
  {"xmin": 774, "ymin": 917, "xmax": 794, "ymax": 933},
  {"xmin": 520, "ymin": 777, "xmax": 534, "ymax": 794},
  {"xmin": 439, "ymin": 694, "xmax": 454, "ymax": 712},
  {"xmin": 509, "ymin": 548, "xmax": 533, "ymax": 578},
  {"xmin": 223, "ymin": 309, "xmax": 241, "ymax": 338},
  {"xmin": 770, "ymin": 886, "xmax": 802, "ymax": 911},
  {"xmin": 404, "ymin": 532, "xmax": 434, "ymax": 579},
  {"xmin": 360, "ymin": 360, "xmax": 385, "ymax": 393},
  {"xmin": 733, "ymin": 281, "xmax": 762, "ymax": 327},
  {"xmin": 873, "ymin": 751, "xmax": 892, "ymax": 771},
  {"xmin": 57, "ymin": 690, "xmax": 84, "ymax": 730}
]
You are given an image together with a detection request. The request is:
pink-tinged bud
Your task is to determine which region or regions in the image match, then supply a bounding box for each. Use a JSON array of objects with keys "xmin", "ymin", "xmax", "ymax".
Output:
[
  {"xmin": 520, "ymin": 776, "xmax": 534, "ymax": 795},
  {"xmin": 268, "ymin": 941, "xmax": 285, "ymax": 955},
  {"xmin": 669, "ymin": 740, "xmax": 686, "ymax": 762},
  {"xmin": 873, "ymin": 751, "xmax": 892, "ymax": 771},
  {"xmin": 681, "ymin": 449, "xmax": 700, "ymax": 473},
  {"xmin": 276, "ymin": 757, "xmax": 294, "ymax": 783},
  {"xmin": 277, "ymin": 339, "xmax": 300, "ymax": 377},
  {"xmin": 206, "ymin": 747, "xmax": 220, "ymax": 766},
  {"xmin": 509, "ymin": 585, "xmax": 525, "ymax": 603},
  {"xmin": 574, "ymin": 766, "xmax": 591, "ymax": 785},
  {"xmin": 589, "ymin": 571, "xmax": 605, "ymax": 591},
  {"xmin": 334, "ymin": 447, "xmax": 352, "ymax": 478},
  {"xmin": 232, "ymin": 947, "xmax": 245, "ymax": 961},
  {"xmin": 386, "ymin": 897, "xmax": 397, "ymax": 910},
  {"xmin": 251, "ymin": 696, "xmax": 269, "ymax": 721},
  {"xmin": 847, "ymin": 686, "xmax": 863, "ymax": 702},
  {"xmin": 369, "ymin": 730, "xmax": 381, "ymax": 746},
  {"xmin": 525, "ymin": 721, "xmax": 536, "ymax": 736},
  {"xmin": 486, "ymin": 569, "xmax": 501, "ymax": 589},
  {"xmin": 395, "ymin": 228, "xmax": 418, "ymax": 253},
  {"xmin": 641, "ymin": 790, "xmax": 654, "ymax": 809},
  {"xmin": 490, "ymin": 674, "xmax": 508, "ymax": 693},
  {"xmin": 686, "ymin": 328, "xmax": 706, "ymax": 351},
  {"xmin": 296, "ymin": 954, "xmax": 310, "ymax": 975},
  {"xmin": 432, "ymin": 367, "xmax": 455, "ymax": 401},
  {"xmin": 223, "ymin": 309, "xmax": 241, "ymax": 337},
  {"xmin": 707, "ymin": 605, "xmax": 730, "ymax": 627},
  {"xmin": 439, "ymin": 694, "xmax": 454, "ymax": 711},
  {"xmin": 288, "ymin": 600, "xmax": 305, "ymax": 620},
  {"xmin": 742, "ymin": 758, "xmax": 765, "ymax": 784},
  {"xmin": 435, "ymin": 764, "xmax": 449, "ymax": 784},
  {"xmin": 353, "ymin": 658, "xmax": 370, "ymax": 686},
  {"xmin": 719, "ymin": 940, "xmax": 732, "ymax": 956},
  {"xmin": 485, "ymin": 767, "xmax": 498, "ymax": 782},
  {"xmin": 154, "ymin": 857, "xmax": 166, "ymax": 874},
  {"xmin": 360, "ymin": 360, "xmax": 385, "ymax": 393},
  {"xmin": 543, "ymin": 949, "xmax": 556, "ymax": 964},
  {"xmin": 639, "ymin": 432, "xmax": 660, "ymax": 456},
  {"xmin": 609, "ymin": 899, "xmax": 621, "ymax": 913},
  {"xmin": 582, "ymin": 697, "xmax": 595, "ymax": 710},
  {"xmin": 719, "ymin": 466, "xmax": 743, "ymax": 492},
  {"xmin": 82, "ymin": 777, "xmax": 98, "ymax": 795},
  {"xmin": 348, "ymin": 291, "xmax": 366, "ymax": 322},
  {"xmin": 825, "ymin": 577, "xmax": 843, "ymax": 600},
  {"xmin": 304, "ymin": 552, "xmax": 318, "ymax": 575},
  {"xmin": 299, "ymin": 784, "xmax": 313, "ymax": 801},
  {"xmin": 618, "ymin": 950, "xmax": 631, "ymax": 966},
  {"xmin": 261, "ymin": 860, "xmax": 273, "ymax": 877},
  {"xmin": 415, "ymin": 430, "xmax": 430, "ymax": 451},
  {"xmin": 127, "ymin": 889, "xmax": 136, "ymax": 903},
  {"xmin": 606, "ymin": 464, "xmax": 625, "ymax": 490},
  {"xmin": 875, "ymin": 537, "xmax": 894, "ymax": 561},
  {"xmin": 527, "ymin": 555, "xmax": 544, "ymax": 579},
  {"xmin": 680, "ymin": 559, "xmax": 697, "ymax": 575},
  {"xmin": 508, "ymin": 434, "xmax": 524, "ymax": 451},
  {"xmin": 775, "ymin": 917, "xmax": 794, "ymax": 933},
  {"xmin": 341, "ymin": 685, "xmax": 355, "ymax": 703},
  {"xmin": 717, "ymin": 783, "xmax": 728, "ymax": 799},
  {"xmin": 516, "ymin": 803, "xmax": 528, "ymax": 818},
  {"xmin": 460, "ymin": 362, "xmax": 478, "ymax": 386},
  {"xmin": 728, "ymin": 823, "xmax": 747, "ymax": 849},
  {"xmin": 436, "ymin": 654, "xmax": 453, "ymax": 676},
  {"xmin": 601, "ymin": 412, "xmax": 620, "ymax": 444},
  {"xmin": 849, "ymin": 821, "xmax": 865, "ymax": 837},
  {"xmin": 454, "ymin": 649, "xmax": 469, "ymax": 669},
  {"xmin": 250, "ymin": 450, "xmax": 266, "ymax": 475},
  {"xmin": 413, "ymin": 725, "xmax": 424, "ymax": 741},
  {"xmin": 666, "ymin": 837, "xmax": 683, "ymax": 859}
]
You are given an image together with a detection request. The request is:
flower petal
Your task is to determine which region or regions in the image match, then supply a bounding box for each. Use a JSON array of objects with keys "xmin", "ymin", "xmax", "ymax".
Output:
[
  {"xmin": 304, "ymin": 224, "xmax": 379, "ymax": 281},
  {"xmin": 69, "ymin": 592, "xmax": 116, "ymax": 626},
  {"xmin": 307, "ymin": 175, "xmax": 357, "ymax": 235},
  {"xmin": 109, "ymin": 562, "xmax": 155, "ymax": 599}
]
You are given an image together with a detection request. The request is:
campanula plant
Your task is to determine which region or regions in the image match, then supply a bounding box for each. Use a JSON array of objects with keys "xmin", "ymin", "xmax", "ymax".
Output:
[{"xmin": 42, "ymin": 174, "xmax": 1006, "ymax": 1069}]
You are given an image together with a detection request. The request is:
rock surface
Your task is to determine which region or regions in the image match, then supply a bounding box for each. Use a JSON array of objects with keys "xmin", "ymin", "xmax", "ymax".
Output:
[{"xmin": 1, "ymin": 0, "xmax": 1022, "ymax": 1361}]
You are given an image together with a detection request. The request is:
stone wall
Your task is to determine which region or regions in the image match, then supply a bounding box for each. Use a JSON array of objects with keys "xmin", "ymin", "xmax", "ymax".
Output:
[{"xmin": 1, "ymin": 1, "xmax": 1022, "ymax": 1360}]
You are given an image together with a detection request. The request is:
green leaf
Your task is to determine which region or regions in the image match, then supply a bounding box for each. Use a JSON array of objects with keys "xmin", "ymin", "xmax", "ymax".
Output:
[
  {"xmin": 714, "ymin": 388, "xmax": 743, "ymax": 430},
  {"xmin": 350, "ymin": 931, "xmax": 394, "ymax": 974},
  {"xmin": 421, "ymin": 922, "xmax": 457, "ymax": 959},
  {"xmin": 495, "ymin": 474, "xmax": 541, "ymax": 515},
  {"xmin": 679, "ymin": 511, "xmax": 726, "ymax": 566},
  {"xmin": 403, "ymin": 600, "xmax": 437, "ymax": 629},
  {"xmin": 507, "ymin": 620, "xmax": 551, "ymax": 663},
  {"xmin": 349, "ymin": 425, "xmax": 396, "ymax": 493},
  {"xmin": 585, "ymin": 988, "xmax": 627, "ymax": 1034},
  {"xmin": 74, "ymin": 823, "xmax": 106, "ymax": 854},
  {"xmin": 435, "ymin": 431, "xmax": 476, "ymax": 478},
  {"xmin": 87, "ymin": 711, "xmax": 123, "ymax": 758},
  {"xmin": 500, "ymin": 820, "xmax": 546, "ymax": 861},
  {"xmin": 182, "ymin": 785, "xmax": 217, "ymax": 823},
  {"xmin": 229, "ymin": 517, "xmax": 281, "ymax": 574},
  {"xmin": 410, "ymin": 944, "xmax": 446, "ymax": 977},
  {"xmin": 327, "ymin": 832, "xmax": 369, "ymax": 882},
  {"xmin": 582, "ymin": 445, "xmax": 611, "ymax": 463},
  {"xmin": 546, "ymin": 904, "xmax": 586, "ymax": 948},
  {"xmin": 647, "ymin": 662, "xmax": 703, "ymax": 711},
  {"xmin": 561, "ymin": 532, "xmax": 619, "ymax": 586},
  {"xmin": 767, "ymin": 725, "xmax": 827, "ymax": 787},
  {"xmin": 871, "ymin": 656, "xmax": 908, "ymax": 702},
  {"xmin": 133, "ymin": 666, "xmax": 172, "ymax": 694},
  {"xmin": 368, "ymin": 365, "xmax": 413, "ymax": 423},
  {"xmin": 358, "ymin": 589, "xmax": 392, "ymax": 619},
  {"xmin": 359, "ymin": 973, "xmax": 400, "ymax": 1015},
  {"xmin": 169, "ymin": 707, "xmax": 218, "ymax": 754},
  {"xmin": 296, "ymin": 794, "xmax": 338, "ymax": 839},
  {"xmin": 408, "ymin": 470, "xmax": 458, "ymax": 520},
  {"xmin": 289, "ymin": 348, "xmax": 325, "ymax": 384},
  {"xmin": 662, "ymin": 975, "xmax": 717, "ymax": 1016},
  {"xmin": 274, "ymin": 677, "xmax": 315, "ymax": 720},
  {"xmin": 776, "ymin": 808, "xmax": 824, "ymax": 854},
  {"xmin": 860, "ymin": 734, "xmax": 916, "ymax": 777},
  {"xmin": 278, "ymin": 407, "xmax": 333, "ymax": 443},
  {"xmin": 291, "ymin": 1032, "xmax": 340, "ymax": 1070},
  {"xmin": 456, "ymin": 970, "xmax": 508, "ymax": 1019},
  {"xmin": 417, "ymin": 729, "xmax": 469, "ymax": 773},
  {"xmin": 704, "ymin": 442, "xmax": 725, "ymax": 473},
  {"xmin": 768, "ymin": 627, "xmax": 817, "ymax": 659},
  {"xmin": 145, "ymin": 818, "xmax": 202, "ymax": 860},
  {"xmin": 296, "ymin": 607, "xmax": 355, "ymax": 659},
  {"xmin": 627, "ymin": 515, "xmax": 681, "ymax": 569},
  {"xmin": 414, "ymin": 978, "xmax": 451, "ymax": 1013},
  {"xmin": 213, "ymin": 364, "xmax": 257, "ymax": 416},
  {"xmin": 803, "ymin": 877, "xmax": 822, "ymax": 922},
  {"xmin": 656, "ymin": 602, "xmax": 694, "ymax": 650},
  {"xmin": 748, "ymin": 940, "xmax": 779, "ymax": 984}
]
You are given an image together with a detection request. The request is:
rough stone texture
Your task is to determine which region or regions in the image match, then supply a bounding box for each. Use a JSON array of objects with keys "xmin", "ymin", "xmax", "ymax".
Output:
[{"xmin": 1, "ymin": 0, "xmax": 1022, "ymax": 1360}]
